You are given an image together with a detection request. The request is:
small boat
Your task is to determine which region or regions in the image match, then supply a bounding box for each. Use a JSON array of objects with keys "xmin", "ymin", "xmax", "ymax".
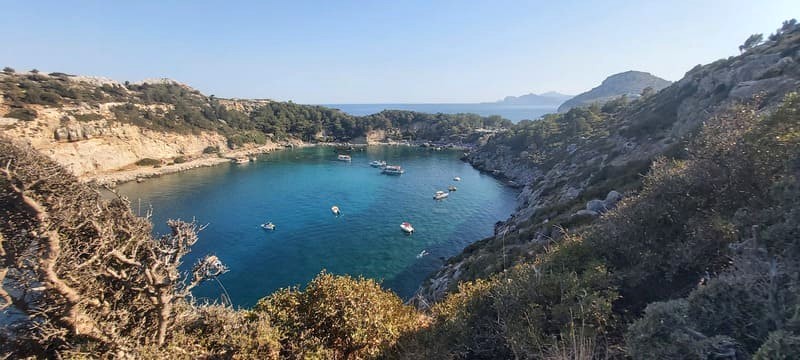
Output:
[
  {"xmin": 400, "ymin": 222, "xmax": 414, "ymax": 233},
  {"xmin": 453, "ymin": 176, "xmax": 461, "ymax": 181},
  {"xmin": 382, "ymin": 165, "xmax": 404, "ymax": 175},
  {"xmin": 261, "ymin": 222, "xmax": 276, "ymax": 231},
  {"xmin": 331, "ymin": 206, "xmax": 341, "ymax": 216},
  {"xmin": 234, "ymin": 157, "xmax": 249, "ymax": 164},
  {"xmin": 448, "ymin": 185, "xmax": 457, "ymax": 192},
  {"xmin": 434, "ymin": 191, "xmax": 449, "ymax": 200},
  {"xmin": 416, "ymin": 250, "xmax": 429, "ymax": 258},
  {"xmin": 337, "ymin": 154, "xmax": 352, "ymax": 161},
  {"xmin": 369, "ymin": 160, "xmax": 387, "ymax": 168}
]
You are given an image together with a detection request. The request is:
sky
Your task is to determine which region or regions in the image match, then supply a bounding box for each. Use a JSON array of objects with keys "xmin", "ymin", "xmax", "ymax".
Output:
[{"xmin": 1, "ymin": 1, "xmax": 797, "ymax": 103}]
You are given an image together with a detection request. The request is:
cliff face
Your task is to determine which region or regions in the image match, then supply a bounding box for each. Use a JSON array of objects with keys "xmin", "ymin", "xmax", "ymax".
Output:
[
  {"xmin": 415, "ymin": 26, "xmax": 800, "ymax": 303},
  {"xmin": 2, "ymin": 102, "xmax": 228, "ymax": 178},
  {"xmin": 557, "ymin": 70, "xmax": 671, "ymax": 112}
]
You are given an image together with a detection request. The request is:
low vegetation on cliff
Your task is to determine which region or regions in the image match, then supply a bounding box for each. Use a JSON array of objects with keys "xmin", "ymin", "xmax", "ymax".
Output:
[{"xmin": 0, "ymin": 74, "xmax": 511, "ymax": 148}]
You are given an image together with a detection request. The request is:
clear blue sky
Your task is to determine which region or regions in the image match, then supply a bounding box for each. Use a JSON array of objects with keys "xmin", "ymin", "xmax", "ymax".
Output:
[{"xmin": 1, "ymin": 0, "xmax": 796, "ymax": 103}]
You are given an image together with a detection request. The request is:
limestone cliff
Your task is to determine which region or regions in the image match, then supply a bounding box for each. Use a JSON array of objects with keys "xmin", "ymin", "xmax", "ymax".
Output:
[{"xmin": 1, "ymin": 102, "xmax": 228, "ymax": 178}]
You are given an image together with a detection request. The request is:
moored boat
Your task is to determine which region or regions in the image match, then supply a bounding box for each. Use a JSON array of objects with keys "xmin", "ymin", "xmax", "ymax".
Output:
[
  {"xmin": 448, "ymin": 185, "xmax": 457, "ymax": 192},
  {"xmin": 416, "ymin": 250, "xmax": 429, "ymax": 258},
  {"xmin": 382, "ymin": 165, "xmax": 404, "ymax": 175},
  {"xmin": 453, "ymin": 176, "xmax": 461, "ymax": 181},
  {"xmin": 369, "ymin": 160, "xmax": 387, "ymax": 167},
  {"xmin": 261, "ymin": 222, "xmax": 276, "ymax": 231},
  {"xmin": 400, "ymin": 222, "xmax": 414, "ymax": 233},
  {"xmin": 433, "ymin": 190, "xmax": 449, "ymax": 200},
  {"xmin": 331, "ymin": 205, "xmax": 341, "ymax": 216},
  {"xmin": 337, "ymin": 154, "xmax": 352, "ymax": 161}
]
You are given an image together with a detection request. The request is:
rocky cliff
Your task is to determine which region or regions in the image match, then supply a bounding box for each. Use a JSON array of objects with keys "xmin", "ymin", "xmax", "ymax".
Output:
[
  {"xmin": 1, "ymin": 102, "xmax": 228, "ymax": 178},
  {"xmin": 415, "ymin": 24, "xmax": 800, "ymax": 303}
]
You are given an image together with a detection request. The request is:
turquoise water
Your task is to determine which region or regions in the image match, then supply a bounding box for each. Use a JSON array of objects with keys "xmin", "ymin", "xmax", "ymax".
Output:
[
  {"xmin": 323, "ymin": 103, "xmax": 556, "ymax": 122},
  {"xmin": 116, "ymin": 146, "xmax": 518, "ymax": 307}
]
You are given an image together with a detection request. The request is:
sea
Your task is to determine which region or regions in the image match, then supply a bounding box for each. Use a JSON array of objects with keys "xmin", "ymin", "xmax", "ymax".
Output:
[
  {"xmin": 323, "ymin": 103, "xmax": 557, "ymax": 122},
  {"xmin": 117, "ymin": 146, "xmax": 518, "ymax": 307}
]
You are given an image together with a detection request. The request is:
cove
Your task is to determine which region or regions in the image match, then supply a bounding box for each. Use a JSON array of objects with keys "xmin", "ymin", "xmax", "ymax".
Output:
[{"xmin": 116, "ymin": 146, "xmax": 519, "ymax": 307}]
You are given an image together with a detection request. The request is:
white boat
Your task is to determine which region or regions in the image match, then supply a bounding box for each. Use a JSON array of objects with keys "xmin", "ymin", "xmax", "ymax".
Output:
[
  {"xmin": 369, "ymin": 160, "xmax": 387, "ymax": 168},
  {"xmin": 448, "ymin": 185, "xmax": 457, "ymax": 192},
  {"xmin": 234, "ymin": 157, "xmax": 249, "ymax": 164},
  {"xmin": 331, "ymin": 205, "xmax": 341, "ymax": 216},
  {"xmin": 382, "ymin": 165, "xmax": 404, "ymax": 175},
  {"xmin": 416, "ymin": 250, "xmax": 429, "ymax": 258},
  {"xmin": 400, "ymin": 222, "xmax": 414, "ymax": 233},
  {"xmin": 261, "ymin": 222, "xmax": 276, "ymax": 231},
  {"xmin": 337, "ymin": 154, "xmax": 352, "ymax": 161},
  {"xmin": 434, "ymin": 191, "xmax": 449, "ymax": 200},
  {"xmin": 453, "ymin": 176, "xmax": 461, "ymax": 181}
]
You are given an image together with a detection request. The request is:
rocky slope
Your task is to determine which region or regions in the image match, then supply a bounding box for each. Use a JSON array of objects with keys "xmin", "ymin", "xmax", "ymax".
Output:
[
  {"xmin": 415, "ymin": 23, "xmax": 800, "ymax": 303},
  {"xmin": 557, "ymin": 70, "xmax": 671, "ymax": 112}
]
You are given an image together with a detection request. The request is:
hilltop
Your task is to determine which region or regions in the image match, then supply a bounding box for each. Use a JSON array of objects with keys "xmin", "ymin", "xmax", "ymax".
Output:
[{"xmin": 557, "ymin": 70, "xmax": 671, "ymax": 112}]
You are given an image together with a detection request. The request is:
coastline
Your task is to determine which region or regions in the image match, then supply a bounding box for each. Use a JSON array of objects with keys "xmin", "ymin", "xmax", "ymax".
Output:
[
  {"xmin": 86, "ymin": 140, "xmax": 308, "ymax": 186},
  {"xmin": 87, "ymin": 139, "xmax": 477, "ymax": 187}
]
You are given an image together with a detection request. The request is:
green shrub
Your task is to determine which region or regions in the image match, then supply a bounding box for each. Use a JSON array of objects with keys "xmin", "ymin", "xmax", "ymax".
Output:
[
  {"xmin": 5, "ymin": 108, "xmax": 37, "ymax": 121},
  {"xmin": 135, "ymin": 158, "xmax": 161, "ymax": 166},
  {"xmin": 754, "ymin": 331, "xmax": 800, "ymax": 360},
  {"xmin": 202, "ymin": 145, "xmax": 220, "ymax": 154},
  {"xmin": 255, "ymin": 272, "xmax": 420, "ymax": 359},
  {"xmin": 172, "ymin": 156, "xmax": 186, "ymax": 164},
  {"xmin": 74, "ymin": 113, "xmax": 103, "ymax": 122}
]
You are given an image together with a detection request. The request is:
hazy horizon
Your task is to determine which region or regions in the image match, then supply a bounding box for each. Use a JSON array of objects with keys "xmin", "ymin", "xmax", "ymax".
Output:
[{"xmin": 1, "ymin": 0, "xmax": 796, "ymax": 103}]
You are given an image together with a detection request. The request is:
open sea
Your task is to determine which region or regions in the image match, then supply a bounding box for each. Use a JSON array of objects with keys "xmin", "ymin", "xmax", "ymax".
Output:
[
  {"xmin": 116, "ymin": 146, "xmax": 518, "ymax": 307},
  {"xmin": 323, "ymin": 103, "xmax": 557, "ymax": 122}
]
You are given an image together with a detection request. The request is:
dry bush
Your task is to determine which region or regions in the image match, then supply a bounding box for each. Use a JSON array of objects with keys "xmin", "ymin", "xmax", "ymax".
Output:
[{"xmin": 0, "ymin": 138, "xmax": 227, "ymax": 357}]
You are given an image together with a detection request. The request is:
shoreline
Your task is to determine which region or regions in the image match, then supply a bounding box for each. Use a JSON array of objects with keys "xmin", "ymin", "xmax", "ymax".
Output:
[{"xmin": 88, "ymin": 139, "xmax": 476, "ymax": 187}]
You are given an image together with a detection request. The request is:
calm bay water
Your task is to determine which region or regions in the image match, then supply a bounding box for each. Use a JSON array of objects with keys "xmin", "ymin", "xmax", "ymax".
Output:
[
  {"xmin": 323, "ymin": 103, "xmax": 556, "ymax": 122},
  {"xmin": 117, "ymin": 146, "xmax": 518, "ymax": 307}
]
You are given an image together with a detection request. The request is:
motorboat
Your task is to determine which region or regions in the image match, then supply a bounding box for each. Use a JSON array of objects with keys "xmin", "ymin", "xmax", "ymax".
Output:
[
  {"xmin": 369, "ymin": 160, "xmax": 387, "ymax": 168},
  {"xmin": 337, "ymin": 154, "xmax": 352, "ymax": 161},
  {"xmin": 433, "ymin": 191, "xmax": 449, "ymax": 200},
  {"xmin": 400, "ymin": 222, "xmax": 414, "ymax": 233},
  {"xmin": 416, "ymin": 250, "xmax": 429, "ymax": 258},
  {"xmin": 448, "ymin": 185, "xmax": 457, "ymax": 192},
  {"xmin": 331, "ymin": 205, "xmax": 341, "ymax": 216},
  {"xmin": 382, "ymin": 165, "xmax": 404, "ymax": 175},
  {"xmin": 261, "ymin": 222, "xmax": 276, "ymax": 231},
  {"xmin": 453, "ymin": 176, "xmax": 461, "ymax": 181}
]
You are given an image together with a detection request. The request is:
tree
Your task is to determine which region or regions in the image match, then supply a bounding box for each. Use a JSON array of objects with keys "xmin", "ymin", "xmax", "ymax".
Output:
[
  {"xmin": 30, "ymin": 68, "xmax": 39, "ymax": 74},
  {"xmin": 739, "ymin": 33, "xmax": 763, "ymax": 52},
  {"xmin": 2, "ymin": 66, "xmax": 14, "ymax": 74}
]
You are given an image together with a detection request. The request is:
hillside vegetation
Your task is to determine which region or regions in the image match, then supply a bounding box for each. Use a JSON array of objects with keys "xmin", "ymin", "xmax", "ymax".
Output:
[
  {"xmin": 0, "ymin": 74, "xmax": 511, "ymax": 146},
  {"xmin": 1, "ymin": 19, "xmax": 799, "ymax": 360}
]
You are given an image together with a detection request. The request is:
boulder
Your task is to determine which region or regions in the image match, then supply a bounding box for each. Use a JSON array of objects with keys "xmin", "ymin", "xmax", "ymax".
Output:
[
  {"xmin": 586, "ymin": 199, "xmax": 607, "ymax": 213},
  {"xmin": 604, "ymin": 190, "xmax": 623, "ymax": 208}
]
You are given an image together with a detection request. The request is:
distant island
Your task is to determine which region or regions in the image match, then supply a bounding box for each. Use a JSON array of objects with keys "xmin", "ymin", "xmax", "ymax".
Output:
[
  {"xmin": 487, "ymin": 91, "xmax": 572, "ymax": 106},
  {"xmin": 557, "ymin": 70, "xmax": 671, "ymax": 112}
]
